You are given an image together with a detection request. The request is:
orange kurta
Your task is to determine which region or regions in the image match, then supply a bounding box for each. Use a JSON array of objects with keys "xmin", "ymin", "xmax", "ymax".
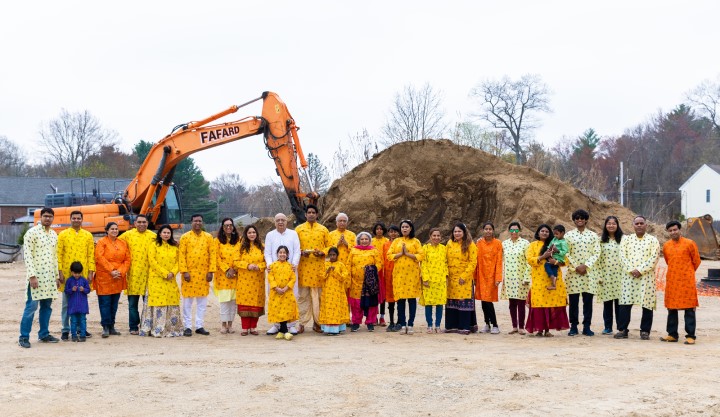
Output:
[
  {"xmin": 94, "ymin": 237, "xmax": 131, "ymax": 295},
  {"xmin": 663, "ymin": 237, "xmax": 701, "ymax": 309},
  {"xmin": 383, "ymin": 240, "xmax": 396, "ymax": 302},
  {"xmin": 475, "ymin": 238, "xmax": 503, "ymax": 302}
]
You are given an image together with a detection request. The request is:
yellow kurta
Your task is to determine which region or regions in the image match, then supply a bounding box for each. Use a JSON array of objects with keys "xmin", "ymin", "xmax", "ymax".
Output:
[
  {"xmin": 347, "ymin": 247, "xmax": 384, "ymax": 299},
  {"xmin": 420, "ymin": 243, "xmax": 448, "ymax": 306},
  {"xmin": 595, "ymin": 239, "xmax": 624, "ymax": 302},
  {"xmin": 178, "ymin": 230, "xmax": 217, "ymax": 297},
  {"xmin": 446, "ymin": 240, "xmax": 477, "ymax": 300},
  {"xmin": 236, "ymin": 245, "xmax": 267, "ymax": 308},
  {"xmin": 526, "ymin": 241, "xmax": 568, "ymax": 308},
  {"xmin": 147, "ymin": 242, "xmax": 180, "ymax": 307},
  {"xmin": 327, "ymin": 229, "xmax": 357, "ymax": 265},
  {"xmin": 619, "ymin": 233, "xmax": 660, "ymax": 310},
  {"xmin": 267, "ymin": 261, "xmax": 299, "ymax": 323},
  {"xmin": 564, "ymin": 229, "xmax": 601, "ymax": 295},
  {"xmin": 23, "ymin": 224, "xmax": 59, "ymax": 301},
  {"xmin": 319, "ymin": 261, "xmax": 350, "ymax": 325},
  {"xmin": 215, "ymin": 240, "xmax": 240, "ymax": 290},
  {"xmin": 387, "ymin": 237, "xmax": 425, "ymax": 299},
  {"xmin": 372, "ymin": 237, "xmax": 389, "ymax": 253},
  {"xmin": 118, "ymin": 228, "xmax": 156, "ymax": 296},
  {"xmin": 57, "ymin": 227, "xmax": 95, "ymax": 292},
  {"xmin": 296, "ymin": 221, "xmax": 330, "ymax": 288}
]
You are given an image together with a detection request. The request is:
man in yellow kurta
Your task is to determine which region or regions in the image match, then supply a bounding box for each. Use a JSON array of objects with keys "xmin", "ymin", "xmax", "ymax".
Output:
[
  {"xmin": 327, "ymin": 213, "xmax": 357, "ymax": 266},
  {"xmin": 57, "ymin": 210, "xmax": 95, "ymax": 341},
  {"xmin": 118, "ymin": 214, "xmax": 156, "ymax": 335},
  {"xmin": 178, "ymin": 214, "xmax": 216, "ymax": 336},
  {"xmin": 564, "ymin": 209, "xmax": 601, "ymax": 336},
  {"xmin": 295, "ymin": 204, "xmax": 330, "ymax": 333}
]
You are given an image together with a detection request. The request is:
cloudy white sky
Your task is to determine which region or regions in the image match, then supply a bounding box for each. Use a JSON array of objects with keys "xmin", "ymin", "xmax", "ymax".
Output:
[{"xmin": 2, "ymin": 1, "xmax": 718, "ymax": 185}]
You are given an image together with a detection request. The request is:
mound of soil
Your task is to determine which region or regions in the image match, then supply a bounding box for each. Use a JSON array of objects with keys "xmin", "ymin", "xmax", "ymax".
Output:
[{"xmin": 319, "ymin": 139, "xmax": 654, "ymax": 242}]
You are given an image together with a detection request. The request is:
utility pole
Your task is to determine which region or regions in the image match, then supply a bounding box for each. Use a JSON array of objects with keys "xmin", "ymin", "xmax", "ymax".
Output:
[{"xmin": 619, "ymin": 162, "xmax": 624, "ymax": 206}]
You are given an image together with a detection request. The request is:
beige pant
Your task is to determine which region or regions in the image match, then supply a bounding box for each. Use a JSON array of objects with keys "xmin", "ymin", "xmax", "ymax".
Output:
[{"xmin": 298, "ymin": 286, "xmax": 322, "ymax": 327}]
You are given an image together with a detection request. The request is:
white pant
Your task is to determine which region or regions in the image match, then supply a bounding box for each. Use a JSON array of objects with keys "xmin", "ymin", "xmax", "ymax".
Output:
[
  {"xmin": 182, "ymin": 297, "xmax": 208, "ymax": 329},
  {"xmin": 219, "ymin": 300, "xmax": 235, "ymax": 322}
]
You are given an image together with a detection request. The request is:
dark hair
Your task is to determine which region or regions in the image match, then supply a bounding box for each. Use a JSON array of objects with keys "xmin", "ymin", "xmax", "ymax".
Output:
[
  {"xmin": 373, "ymin": 222, "xmax": 387, "ymax": 236},
  {"xmin": 553, "ymin": 224, "xmax": 566, "ymax": 233},
  {"xmin": 191, "ymin": 213, "xmax": 203, "ymax": 221},
  {"xmin": 240, "ymin": 224, "xmax": 264, "ymax": 254},
  {"xmin": 40, "ymin": 207, "xmax": 54, "ymax": 216},
  {"xmin": 601, "ymin": 216, "xmax": 624, "ymax": 244},
  {"xmin": 155, "ymin": 224, "xmax": 178, "ymax": 246},
  {"xmin": 666, "ymin": 220, "xmax": 682, "ymax": 231},
  {"xmin": 70, "ymin": 261, "xmax": 83, "ymax": 273},
  {"xmin": 508, "ymin": 221, "xmax": 521, "ymax": 231},
  {"xmin": 327, "ymin": 247, "xmax": 339, "ymax": 256},
  {"xmin": 305, "ymin": 204, "xmax": 319, "ymax": 214},
  {"xmin": 70, "ymin": 210, "xmax": 83, "ymax": 219},
  {"xmin": 453, "ymin": 223, "xmax": 473, "ymax": 254},
  {"xmin": 105, "ymin": 222, "xmax": 118, "ymax": 233},
  {"xmin": 399, "ymin": 220, "xmax": 415, "ymax": 239},
  {"xmin": 572, "ymin": 209, "xmax": 590, "ymax": 221},
  {"xmin": 135, "ymin": 214, "xmax": 149, "ymax": 222},
  {"xmin": 388, "ymin": 225, "xmax": 400, "ymax": 233},
  {"xmin": 535, "ymin": 224, "xmax": 552, "ymax": 255},
  {"xmin": 634, "ymin": 215, "xmax": 647, "ymax": 222},
  {"xmin": 482, "ymin": 221, "xmax": 495, "ymax": 231},
  {"xmin": 218, "ymin": 217, "xmax": 239, "ymax": 245},
  {"xmin": 427, "ymin": 227, "xmax": 442, "ymax": 244},
  {"xmin": 277, "ymin": 245, "xmax": 289, "ymax": 256}
]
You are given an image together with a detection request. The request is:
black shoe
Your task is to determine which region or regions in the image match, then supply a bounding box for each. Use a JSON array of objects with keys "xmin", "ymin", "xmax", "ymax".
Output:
[
  {"xmin": 72, "ymin": 336, "xmax": 79, "ymax": 342},
  {"xmin": 40, "ymin": 334, "xmax": 60, "ymax": 343},
  {"xmin": 85, "ymin": 331, "xmax": 92, "ymax": 338},
  {"xmin": 102, "ymin": 326, "xmax": 110, "ymax": 338},
  {"xmin": 109, "ymin": 326, "xmax": 121, "ymax": 336},
  {"xmin": 386, "ymin": 323, "xmax": 397, "ymax": 332},
  {"xmin": 568, "ymin": 326, "xmax": 579, "ymax": 336},
  {"xmin": 61, "ymin": 332, "xmax": 69, "ymax": 341},
  {"xmin": 614, "ymin": 330, "xmax": 629, "ymax": 339},
  {"xmin": 18, "ymin": 338, "xmax": 31, "ymax": 348},
  {"xmin": 195, "ymin": 327, "xmax": 210, "ymax": 336},
  {"xmin": 640, "ymin": 331, "xmax": 650, "ymax": 340},
  {"xmin": 78, "ymin": 336, "xmax": 87, "ymax": 342},
  {"xmin": 367, "ymin": 324, "xmax": 375, "ymax": 332},
  {"xmin": 183, "ymin": 328, "xmax": 192, "ymax": 337},
  {"xmin": 351, "ymin": 324, "xmax": 360, "ymax": 332},
  {"xmin": 582, "ymin": 327, "xmax": 595, "ymax": 336}
]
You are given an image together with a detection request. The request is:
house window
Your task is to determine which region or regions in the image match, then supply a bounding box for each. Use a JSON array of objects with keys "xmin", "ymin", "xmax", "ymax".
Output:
[
  {"xmin": 708, "ymin": 190, "xmax": 711, "ymax": 203},
  {"xmin": 27, "ymin": 207, "xmax": 40, "ymax": 216}
]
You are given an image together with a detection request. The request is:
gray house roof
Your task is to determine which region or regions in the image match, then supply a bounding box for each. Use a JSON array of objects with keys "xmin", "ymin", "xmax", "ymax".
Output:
[
  {"xmin": 0, "ymin": 177, "xmax": 131, "ymax": 206},
  {"xmin": 709, "ymin": 165, "xmax": 720, "ymax": 175}
]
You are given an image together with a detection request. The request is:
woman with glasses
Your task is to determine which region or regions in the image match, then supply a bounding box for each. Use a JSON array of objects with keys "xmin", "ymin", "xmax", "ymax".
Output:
[
  {"xmin": 500, "ymin": 221, "xmax": 531, "ymax": 335},
  {"xmin": 215, "ymin": 218, "xmax": 241, "ymax": 334}
]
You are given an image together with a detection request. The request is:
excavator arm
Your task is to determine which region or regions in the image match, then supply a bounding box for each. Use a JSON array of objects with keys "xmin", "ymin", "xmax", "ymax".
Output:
[{"xmin": 125, "ymin": 91, "xmax": 318, "ymax": 225}]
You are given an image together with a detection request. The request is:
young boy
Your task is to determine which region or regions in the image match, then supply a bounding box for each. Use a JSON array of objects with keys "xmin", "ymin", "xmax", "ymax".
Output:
[
  {"xmin": 545, "ymin": 225, "xmax": 568, "ymax": 290},
  {"xmin": 64, "ymin": 261, "xmax": 91, "ymax": 342}
]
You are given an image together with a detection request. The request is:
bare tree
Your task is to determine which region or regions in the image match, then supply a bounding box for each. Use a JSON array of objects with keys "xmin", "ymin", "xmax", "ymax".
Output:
[
  {"xmin": 301, "ymin": 153, "xmax": 331, "ymax": 194},
  {"xmin": 685, "ymin": 76, "xmax": 720, "ymax": 133},
  {"xmin": 330, "ymin": 129, "xmax": 380, "ymax": 180},
  {"xmin": 38, "ymin": 109, "xmax": 118, "ymax": 176},
  {"xmin": 381, "ymin": 83, "xmax": 447, "ymax": 146},
  {"xmin": 211, "ymin": 173, "xmax": 250, "ymax": 217},
  {"xmin": 451, "ymin": 121, "xmax": 507, "ymax": 156},
  {"xmin": 470, "ymin": 74, "xmax": 551, "ymax": 164},
  {"xmin": 0, "ymin": 136, "xmax": 27, "ymax": 176},
  {"xmin": 244, "ymin": 179, "xmax": 291, "ymax": 218}
]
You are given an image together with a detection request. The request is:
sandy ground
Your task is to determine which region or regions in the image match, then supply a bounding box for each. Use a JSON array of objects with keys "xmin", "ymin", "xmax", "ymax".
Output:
[{"xmin": 1, "ymin": 260, "xmax": 719, "ymax": 417}]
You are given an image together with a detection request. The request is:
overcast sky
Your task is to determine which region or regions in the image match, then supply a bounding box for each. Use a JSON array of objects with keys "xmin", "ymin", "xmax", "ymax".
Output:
[{"xmin": 2, "ymin": 1, "xmax": 719, "ymax": 186}]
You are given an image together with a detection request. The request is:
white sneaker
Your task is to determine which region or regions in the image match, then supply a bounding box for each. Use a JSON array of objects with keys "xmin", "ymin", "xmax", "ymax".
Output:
[
  {"xmin": 266, "ymin": 324, "xmax": 279, "ymax": 335},
  {"xmin": 407, "ymin": 326, "xmax": 414, "ymax": 335},
  {"xmin": 480, "ymin": 324, "xmax": 491, "ymax": 333},
  {"xmin": 400, "ymin": 326, "xmax": 407, "ymax": 334},
  {"xmin": 288, "ymin": 326, "xmax": 298, "ymax": 335},
  {"xmin": 491, "ymin": 326, "xmax": 500, "ymax": 334}
]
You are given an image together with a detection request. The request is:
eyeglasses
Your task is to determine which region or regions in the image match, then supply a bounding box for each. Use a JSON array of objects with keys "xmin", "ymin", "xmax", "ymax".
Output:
[
  {"xmin": 509, "ymin": 229, "xmax": 520, "ymax": 233},
  {"xmin": 223, "ymin": 224, "xmax": 233, "ymax": 228}
]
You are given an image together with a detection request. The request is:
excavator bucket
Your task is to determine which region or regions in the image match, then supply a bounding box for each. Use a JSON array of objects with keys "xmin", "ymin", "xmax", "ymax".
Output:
[{"xmin": 686, "ymin": 215, "xmax": 720, "ymax": 260}]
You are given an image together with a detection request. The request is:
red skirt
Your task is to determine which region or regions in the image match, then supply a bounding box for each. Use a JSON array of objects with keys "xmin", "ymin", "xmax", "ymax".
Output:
[{"xmin": 524, "ymin": 290, "xmax": 569, "ymax": 333}]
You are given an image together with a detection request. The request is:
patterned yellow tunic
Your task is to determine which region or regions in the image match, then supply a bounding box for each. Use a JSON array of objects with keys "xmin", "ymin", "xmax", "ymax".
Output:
[
  {"xmin": 319, "ymin": 261, "xmax": 350, "ymax": 325},
  {"xmin": 387, "ymin": 237, "xmax": 425, "ymax": 299},
  {"xmin": 500, "ymin": 238, "xmax": 531, "ymax": 300},
  {"xmin": 564, "ymin": 229, "xmax": 601, "ymax": 295},
  {"xmin": 236, "ymin": 245, "xmax": 267, "ymax": 308},
  {"xmin": 526, "ymin": 241, "xmax": 568, "ymax": 308},
  {"xmin": 372, "ymin": 237, "xmax": 389, "ymax": 253},
  {"xmin": 57, "ymin": 227, "xmax": 95, "ymax": 292},
  {"xmin": 214, "ymin": 240, "xmax": 240, "ymax": 291},
  {"xmin": 327, "ymin": 229, "xmax": 357, "ymax": 265},
  {"xmin": 619, "ymin": 233, "xmax": 660, "ymax": 310},
  {"xmin": 178, "ymin": 230, "xmax": 217, "ymax": 298},
  {"xmin": 267, "ymin": 261, "xmax": 299, "ymax": 323},
  {"xmin": 24, "ymin": 224, "xmax": 59, "ymax": 301},
  {"xmin": 420, "ymin": 243, "xmax": 448, "ymax": 306},
  {"xmin": 347, "ymin": 246, "xmax": 384, "ymax": 299},
  {"xmin": 296, "ymin": 221, "xmax": 330, "ymax": 288},
  {"xmin": 118, "ymin": 228, "xmax": 156, "ymax": 296},
  {"xmin": 595, "ymin": 238, "xmax": 624, "ymax": 302},
  {"xmin": 147, "ymin": 242, "xmax": 180, "ymax": 307},
  {"xmin": 446, "ymin": 240, "xmax": 477, "ymax": 300}
]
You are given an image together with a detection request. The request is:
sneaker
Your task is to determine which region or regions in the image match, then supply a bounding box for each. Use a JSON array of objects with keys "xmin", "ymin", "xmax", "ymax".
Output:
[
  {"xmin": 379, "ymin": 317, "xmax": 387, "ymax": 327},
  {"xmin": 582, "ymin": 327, "xmax": 595, "ymax": 337},
  {"xmin": 195, "ymin": 327, "xmax": 210, "ymax": 336},
  {"xmin": 407, "ymin": 326, "xmax": 414, "ymax": 335},
  {"xmin": 367, "ymin": 324, "xmax": 374, "ymax": 332},
  {"xmin": 601, "ymin": 328, "xmax": 613, "ymax": 335},
  {"xmin": 490, "ymin": 326, "xmax": 500, "ymax": 334},
  {"xmin": 39, "ymin": 335, "xmax": 60, "ymax": 343},
  {"xmin": 284, "ymin": 333, "xmax": 293, "ymax": 341},
  {"xmin": 399, "ymin": 326, "xmax": 407, "ymax": 334},
  {"xmin": 18, "ymin": 338, "xmax": 31, "ymax": 348},
  {"xmin": 386, "ymin": 323, "xmax": 397, "ymax": 332},
  {"xmin": 183, "ymin": 328, "xmax": 192, "ymax": 337},
  {"xmin": 61, "ymin": 332, "xmax": 69, "ymax": 341},
  {"xmin": 78, "ymin": 336, "xmax": 86, "ymax": 342},
  {"xmin": 659, "ymin": 335, "xmax": 678, "ymax": 343},
  {"xmin": 275, "ymin": 332, "xmax": 285, "ymax": 340},
  {"xmin": 71, "ymin": 336, "xmax": 79, "ymax": 342},
  {"xmin": 266, "ymin": 325, "xmax": 279, "ymax": 335},
  {"xmin": 568, "ymin": 326, "xmax": 579, "ymax": 336},
  {"xmin": 85, "ymin": 331, "xmax": 92, "ymax": 338},
  {"xmin": 351, "ymin": 324, "xmax": 360, "ymax": 332},
  {"xmin": 426, "ymin": 327, "xmax": 434, "ymax": 334},
  {"xmin": 479, "ymin": 324, "xmax": 491, "ymax": 334},
  {"xmin": 640, "ymin": 331, "xmax": 650, "ymax": 340},
  {"xmin": 288, "ymin": 326, "xmax": 299, "ymax": 335},
  {"xmin": 614, "ymin": 330, "xmax": 629, "ymax": 339}
]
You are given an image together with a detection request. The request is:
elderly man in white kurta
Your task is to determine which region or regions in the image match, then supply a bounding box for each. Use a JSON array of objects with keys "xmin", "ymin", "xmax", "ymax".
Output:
[
  {"xmin": 264, "ymin": 213, "xmax": 301, "ymax": 335},
  {"xmin": 564, "ymin": 209, "xmax": 601, "ymax": 337},
  {"xmin": 615, "ymin": 216, "xmax": 660, "ymax": 341}
]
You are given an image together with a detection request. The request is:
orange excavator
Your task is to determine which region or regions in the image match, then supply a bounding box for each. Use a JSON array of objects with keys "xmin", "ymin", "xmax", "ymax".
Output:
[{"xmin": 36, "ymin": 91, "xmax": 319, "ymax": 233}]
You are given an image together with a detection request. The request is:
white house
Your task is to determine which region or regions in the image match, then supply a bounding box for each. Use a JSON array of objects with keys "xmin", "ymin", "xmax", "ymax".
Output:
[{"xmin": 679, "ymin": 164, "xmax": 720, "ymax": 219}]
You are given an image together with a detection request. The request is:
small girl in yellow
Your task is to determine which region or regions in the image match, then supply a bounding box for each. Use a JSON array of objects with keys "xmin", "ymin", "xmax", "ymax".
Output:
[
  {"xmin": 420, "ymin": 228, "xmax": 448, "ymax": 333},
  {"xmin": 319, "ymin": 247, "xmax": 350, "ymax": 335},
  {"xmin": 267, "ymin": 246, "xmax": 299, "ymax": 341}
]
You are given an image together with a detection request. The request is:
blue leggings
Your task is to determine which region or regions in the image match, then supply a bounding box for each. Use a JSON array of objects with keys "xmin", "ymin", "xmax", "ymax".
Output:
[{"xmin": 425, "ymin": 305, "xmax": 443, "ymax": 327}]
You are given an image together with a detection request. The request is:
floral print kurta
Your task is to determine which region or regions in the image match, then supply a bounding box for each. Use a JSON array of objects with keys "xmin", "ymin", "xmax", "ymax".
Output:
[
  {"xmin": 327, "ymin": 229, "xmax": 357, "ymax": 265},
  {"xmin": 319, "ymin": 261, "xmax": 350, "ymax": 325},
  {"xmin": 387, "ymin": 237, "xmax": 425, "ymax": 299},
  {"xmin": 23, "ymin": 224, "xmax": 58, "ymax": 301},
  {"xmin": 236, "ymin": 245, "xmax": 267, "ymax": 308},
  {"xmin": 94, "ymin": 237, "xmax": 131, "ymax": 295},
  {"xmin": 147, "ymin": 242, "xmax": 180, "ymax": 307},
  {"xmin": 347, "ymin": 247, "xmax": 383, "ymax": 299},
  {"xmin": 296, "ymin": 221, "xmax": 330, "ymax": 288},
  {"xmin": 267, "ymin": 261, "xmax": 299, "ymax": 323},
  {"xmin": 178, "ymin": 231, "xmax": 217, "ymax": 298},
  {"xmin": 475, "ymin": 238, "xmax": 503, "ymax": 302},
  {"xmin": 446, "ymin": 241, "xmax": 477, "ymax": 300},
  {"xmin": 57, "ymin": 228, "xmax": 95, "ymax": 292},
  {"xmin": 420, "ymin": 243, "xmax": 448, "ymax": 306},
  {"xmin": 595, "ymin": 239, "xmax": 624, "ymax": 302},
  {"xmin": 663, "ymin": 237, "xmax": 701, "ymax": 309},
  {"xmin": 118, "ymin": 229, "xmax": 156, "ymax": 296},
  {"xmin": 564, "ymin": 229, "xmax": 601, "ymax": 295},
  {"xmin": 214, "ymin": 240, "xmax": 240, "ymax": 291},
  {"xmin": 500, "ymin": 238, "xmax": 531, "ymax": 300},
  {"xmin": 526, "ymin": 241, "xmax": 568, "ymax": 308},
  {"xmin": 619, "ymin": 234, "xmax": 660, "ymax": 310}
]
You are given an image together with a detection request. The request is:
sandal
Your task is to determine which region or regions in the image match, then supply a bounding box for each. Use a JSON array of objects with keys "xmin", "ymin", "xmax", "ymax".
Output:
[
  {"xmin": 518, "ymin": 329, "xmax": 526, "ymax": 335},
  {"xmin": 249, "ymin": 329, "xmax": 259, "ymax": 336},
  {"xmin": 508, "ymin": 328, "xmax": 518, "ymax": 335},
  {"xmin": 544, "ymin": 331, "xmax": 554, "ymax": 337},
  {"xmin": 129, "ymin": 330, "xmax": 139, "ymax": 335},
  {"xmin": 240, "ymin": 330, "xmax": 249, "ymax": 336},
  {"xmin": 220, "ymin": 328, "xmax": 228, "ymax": 334},
  {"xmin": 426, "ymin": 327, "xmax": 433, "ymax": 334},
  {"xmin": 228, "ymin": 327, "xmax": 236, "ymax": 334},
  {"xmin": 535, "ymin": 332, "xmax": 544, "ymax": 337}
]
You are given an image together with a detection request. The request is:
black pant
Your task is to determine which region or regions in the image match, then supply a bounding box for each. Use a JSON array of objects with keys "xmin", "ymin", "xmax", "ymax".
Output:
[
  {"xmin": 387, "ymin": 302, "xmax": 396, "ymax": 323},
  {"xmin": 445, "ymin": 307, "xmax": 472, "ymax": 331},
  {"xmin": 603, "ymin": 299, "xmax": 619, "ymax": 330},
  {"xmin": 279, "ymin": 321, "xmax": 288, "ymax": 333},
  {"xmin": 568, "ymin": 292, "xmax": 594, "ymax": 327},
  {"xmin": 667, "ymin": 309, "xmax": 696, "ymax": 339},
  {"xmin": 397, "ymin": 298, "xmax": 417, "ymax": 327},
  {"xmin": 480, "ymin": 301, "xmax": 497, "ymax": 326},
  {"xmin": 617, "ymin": 304, "xmax": 653, "ymax": 333}
]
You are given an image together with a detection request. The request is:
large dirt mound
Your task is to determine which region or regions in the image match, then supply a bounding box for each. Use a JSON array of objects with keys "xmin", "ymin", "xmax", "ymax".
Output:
[{"xmin": 320, "ymin": 139, "xmax": 652, "ymax": 242}]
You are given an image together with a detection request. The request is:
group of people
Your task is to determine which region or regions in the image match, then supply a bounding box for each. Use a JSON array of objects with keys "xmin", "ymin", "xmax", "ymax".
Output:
[{"xmin": 18, "ymin": 206, "xmax": 702, "ymax": 348}]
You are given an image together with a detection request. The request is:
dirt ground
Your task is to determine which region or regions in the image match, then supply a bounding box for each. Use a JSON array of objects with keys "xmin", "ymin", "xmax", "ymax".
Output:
[{"xmin": 1, "ymin": 260, "xmax": 719, "ymax": 417}]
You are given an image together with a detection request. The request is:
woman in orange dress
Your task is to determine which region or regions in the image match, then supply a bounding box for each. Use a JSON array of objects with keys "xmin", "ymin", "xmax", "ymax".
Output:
[
  {"xmin": 383, "ymin": 225, "xmax": 400, "ymax": 332},
  {"xmin": 475, "ymin": 221, "xmax": 503, "ymax": 334},
  {"xmin": 95, "ymin": 222, "xmax": 131, "ymax": 338}
]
